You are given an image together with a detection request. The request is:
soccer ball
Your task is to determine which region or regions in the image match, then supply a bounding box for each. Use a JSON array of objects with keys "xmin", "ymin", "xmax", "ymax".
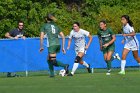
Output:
[{"xmin": 59, "ymin": 69, "xmax": 66, "ymax": 77}]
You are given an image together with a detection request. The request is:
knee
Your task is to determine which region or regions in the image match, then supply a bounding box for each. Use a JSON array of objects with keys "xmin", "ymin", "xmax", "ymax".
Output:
[
  {"xmin": 79, "ymin": 61, "xmax": 83, "ymax": 65},
  {"xmin": 107, "ymin": 58, "xmax": 111, "ymax": 61},
  {"xmin": 106, "ymin": 56, "xmax": 111, "ymax": 61},
  {"xmin": 122, "ymin": 56, "xmax": 126, "ymax": 60},
  {"xmin": 49, "ymin": 56, "xmax": 58, "ymax": 66},
  {"xmin": 75, "ymin": 56, "xmax": 81, "ymax": 63},
  {"xmin": 104, "ymin": 57, "xmax": 107, "ymax": 61}
]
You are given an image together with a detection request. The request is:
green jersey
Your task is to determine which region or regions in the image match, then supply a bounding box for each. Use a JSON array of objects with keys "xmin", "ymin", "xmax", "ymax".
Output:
[
  {"xmin": 97, "ymin": 28, "xmax": 115, "ymax": 45},
  {"xmin": 41, "ymin": 22, "xmax": 61, "ymax": 47}
]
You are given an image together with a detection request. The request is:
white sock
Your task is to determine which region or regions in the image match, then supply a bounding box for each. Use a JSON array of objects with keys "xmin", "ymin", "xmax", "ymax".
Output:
[
  {"xmin": 71, "ymin": 63, "xmax": 79, "ymax": 75},
  {"xmin": 121, "ymin": 60, "xmax": 126, "ymax": 72},
  {"xmin": 113, "ymin": 56, "xmax": 116, "ymax": 59},
  {"xmin": 83, "ymin": 61, "xmax": 89, "ymax": 68}
]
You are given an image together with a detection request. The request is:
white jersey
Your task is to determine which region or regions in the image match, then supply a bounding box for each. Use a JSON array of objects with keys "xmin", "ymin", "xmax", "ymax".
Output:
[
  {"xmin": 69, "ymin": 29, "xmax": 89, "ymax": 51},
  {"xmin": 123, "ymin": 23, "xmax": 139, "ymax": 51}
]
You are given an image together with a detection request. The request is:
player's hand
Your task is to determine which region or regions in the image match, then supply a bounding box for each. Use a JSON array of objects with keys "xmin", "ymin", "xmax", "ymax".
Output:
[
  {"xmin": 100, "ymin": 46, "xmax": 103, "ymax": 51},
  {"xmin": 121, "ymin": 40, "xmax": 125, "ymax": 44},
  {"xmin": 85, "ymin": 45, "xmax": 89, "ymax": 50},
  {"xmin": 103, "ymin": 43, "xmax": 109, "ymax": 48},
  {"xmin": 67, "ymin": 46, "xmax": 70, "ymax": 50},
  {"xmin": 62, "ymin": 48, "xmax": 66, "ymax": 54},
  {"xmin": 39, "ymin": 47, "xmax": 44, "ymax": 52},
  {"xmin": 122, "ymin": 34, "xmax": 127, "ymax": 37}
]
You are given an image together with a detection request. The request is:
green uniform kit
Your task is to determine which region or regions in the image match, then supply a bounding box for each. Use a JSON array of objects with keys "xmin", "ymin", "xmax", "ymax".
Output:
[
  {"xmin": 41, "ymin": 21, "xmax": 61, "ymax": 53},
  {"xmin": 97, "ymin": 28, "xmax": 115, "ymax": 54}
]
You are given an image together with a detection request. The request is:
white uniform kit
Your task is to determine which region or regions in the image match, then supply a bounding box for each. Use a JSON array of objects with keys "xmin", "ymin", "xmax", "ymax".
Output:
[
  {"xmin": 69, "ymin": 29, "xmax": 89, "ymax": 55},
  {"xmin": 68, "ymin": 29, "xmax": 91, "ymax": 75},
  {"xmin": 119, "ymin": 23, "xmax": 140, "ymax": 75},
  {"xmin": 123, "ymin": 23, "xmax": 139, "ymax": 51}
]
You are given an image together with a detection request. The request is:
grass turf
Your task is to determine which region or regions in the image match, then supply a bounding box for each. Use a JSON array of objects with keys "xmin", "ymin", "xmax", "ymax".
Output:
[{"xmin": 0, "ymin": 70, "xmax": 140, "ymax": 93}]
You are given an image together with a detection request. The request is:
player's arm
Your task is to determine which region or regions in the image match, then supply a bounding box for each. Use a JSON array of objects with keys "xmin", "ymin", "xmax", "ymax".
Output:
[
  {"xmin": 40, "ymin": 32, "xmax": 44, "ymax": 52},
  {"xmin": 123, "ymin": 27, "xmax": 135, "ymax": 37},
  {"xmin": 85, "ymin": 34, "xmax": 92, "ymax": 50},
  {"xmin": 121, "ymin": 37, "xmax": 126, "ymax": 44},
  {"xmin": 99, "ymin": 40, "xmax": 102, "ymax": 49},
  {"xmin": 123, "ymin": 31, "xmax": 135, "ymax": 37},
  {"xmin": 67, "ymin": 31, "xmax": 73, "ymax": 50},
  {"xmin": 67, "ymin": 38, "xmax": 72, "ymax": 50},
  {"xmin": 59, "ymin": 32, "xmax": 66, "ymax": 54},
  {"xmin": 97, "ymin": 31, "xmax": 102, "ymax": 51},
  {"xmin": 98, "ymin": 36, "xmax": 102, "ymax": 51},
  {"xmin": 103, "ymin": 35, "xmax": 116, "ymax": 47}
]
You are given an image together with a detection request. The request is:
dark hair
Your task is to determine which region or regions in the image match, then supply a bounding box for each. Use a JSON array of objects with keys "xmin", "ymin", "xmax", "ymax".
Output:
[
  {"xmin": 73, "ymin": 22, "xmax": 80, "ymax": 27},
  {"xmin": 18, "ymin": 20, "xmax": 24, "ymax": 24},
  {"xmin": 100, "ymin": 20, "xmax": 107, "ymax": 24},
  {"xmin": 121, "ymin": 15, "xmax": 133, "ymax": 27},
  {"xmin": 44, "ymin": 14, "xmax": 54, "ymax": 21}
]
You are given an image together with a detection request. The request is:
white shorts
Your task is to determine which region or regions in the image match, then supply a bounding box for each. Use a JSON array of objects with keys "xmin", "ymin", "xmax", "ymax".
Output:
[
  {"xmin": 75, "ymin": 48, "xmax": 86, "ymax": 55},
  {"xmin": 124, "ymin": 43, "xmax": 139, "ymax": 51}
]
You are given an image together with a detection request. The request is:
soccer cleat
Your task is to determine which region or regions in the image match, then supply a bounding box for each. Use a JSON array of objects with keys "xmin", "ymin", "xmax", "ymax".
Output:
[
  {"xmin": 50, "ymin": 75, "xmax": 55, "ymax": 78},
  {"xmin": 106, "ymin": 72, "xmax": 111, "ymax": 75},
  {"xmin": 87, "ymin": 64, "xmax": 91, "ymax": 73},
  {"xmin": 106, "ymin": 69, "xmax": 111, "ymax": 75},
  {"xmin": 114, "ymin": 53, "xmax": 121, "ymax": 60},
  {"xmin": 118, "ymin": 71, "xmax": 125, "ymax": 75},
  {"xmin": 64, "ymin": 64, "xmax": 69, "ymax": 74},
  {"xmin": 7, "ymin": 72, "xmax": 12, "ymax": 77},
  {"xmin": 67, "ymin": 73, "xmax": 73, "ymax": 76}
]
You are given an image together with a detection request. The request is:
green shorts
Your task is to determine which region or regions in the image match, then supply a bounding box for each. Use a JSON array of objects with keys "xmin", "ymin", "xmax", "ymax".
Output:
[
  {"xmin": 48, "ymin": 45, "xmax": 61, "ymax": 54},
  {"xmin": 102, "ymin": 44, "xmax": 115, "ymax": 54}
]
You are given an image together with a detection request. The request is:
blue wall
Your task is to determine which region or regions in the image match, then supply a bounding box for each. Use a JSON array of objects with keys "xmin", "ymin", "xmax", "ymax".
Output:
[{"xmin": 0, "ymin": 35, "xmax": 140, "ymax": 72}]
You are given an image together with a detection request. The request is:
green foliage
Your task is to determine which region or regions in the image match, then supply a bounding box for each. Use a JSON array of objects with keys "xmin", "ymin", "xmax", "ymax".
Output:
[{"xmin": 0, "ymin": 0, "xmax": 140, "ymax": 38}]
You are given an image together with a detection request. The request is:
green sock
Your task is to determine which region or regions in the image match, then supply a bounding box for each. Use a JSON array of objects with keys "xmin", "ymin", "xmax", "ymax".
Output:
[
  {"xmin": 47, "ymin": 60, "xmax": 54, "ymax": 76},
  {"xmin": 56, "ymin": 60, "xmax": 66, "ymax": 67},
  {"xmin": 106, "ymin": 60, "xmax": 112, "ymax": 70},
  {"xmin": 111, "ymin": 56, "xmax": 114, "ymax": 61}
]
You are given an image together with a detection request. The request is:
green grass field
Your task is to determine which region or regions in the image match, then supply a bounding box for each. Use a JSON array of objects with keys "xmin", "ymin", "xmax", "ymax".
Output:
[{"xmin": 0, "ymin": 69, "xmax": 140, "ymax": 93}]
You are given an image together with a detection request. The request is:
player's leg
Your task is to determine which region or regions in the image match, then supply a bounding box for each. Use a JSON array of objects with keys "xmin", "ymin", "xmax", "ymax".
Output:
[
  {"xmin": 49, "ymin": 53, "xmax": 69, "ymax": 73},
  {"xmin": 79, "ymin": 49, "xmax": 91, "ymax": 73},
  {"xmin": 113, "ymin": 53, "xmax": 121, "ymax": 60},
  {"xmin": 55, "ymin": 45, "xmax": 69, "ymax": 74},
  {"xmin": 132, "ymin": 50, "xmax": 140, "ymax": 67},
  {"xmin": 79, "ymin": 59, "xmax": 91, "ymax": 73},
  {"xmin": 69, "ymin": 52, "xmax": 84, "ymax": 76},
  {"xmin": 108, "ymin": 44, "xmax": 120, "ymax": 61},
  {"xmin": 47, "ymin": 55, "xmax": 55, "ymax": 77},
  {"xmin": 106, "ymin": 51, "xmax": 114, "ymax": 75},
  {"xmin": 103, "ymin": 48, "xmax": 108, "ymax": 70},
  {"xmin": 50, "ymin": 45, "xmax": 69, "ymax": 73},
  {"xmin": 118, "ymin": 48, "xmax": 130, "ymax": 75}
]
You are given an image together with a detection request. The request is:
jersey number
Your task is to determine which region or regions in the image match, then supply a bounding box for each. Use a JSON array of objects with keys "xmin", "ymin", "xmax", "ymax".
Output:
[{"xmin": 51, "ymin": 25, "xmax": 56, "ymax": 34}]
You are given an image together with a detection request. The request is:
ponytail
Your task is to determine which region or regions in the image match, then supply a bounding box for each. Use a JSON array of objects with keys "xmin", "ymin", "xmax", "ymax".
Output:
[
  {"xmin": 128, "ymin": 20, "xmax": 133, "ymax": 27},
  {"xmin": 121, "ymin": 15, "xmax": 133, "ymax": 27}
]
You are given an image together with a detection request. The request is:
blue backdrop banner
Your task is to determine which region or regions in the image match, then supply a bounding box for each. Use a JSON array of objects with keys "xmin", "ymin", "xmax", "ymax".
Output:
[{"xmin": 0, "ymin": 34, "xmax": 140, "ymax": 72}]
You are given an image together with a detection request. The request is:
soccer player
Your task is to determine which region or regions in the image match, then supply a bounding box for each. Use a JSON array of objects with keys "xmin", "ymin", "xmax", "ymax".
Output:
[
  {"xmin": 67, "ymin": 22, "xmax": 92, "ymax": 76},
  {"xmin": 40, "ymin": 14, "xmax": 69, "ymax": 77},
  {"xmin": 119, "ymin": 15, "xmax": 140, "ymax": 75},
  {"xmin": 97, "ymin": 20, "xmax": 120, "ymax": 75}
]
